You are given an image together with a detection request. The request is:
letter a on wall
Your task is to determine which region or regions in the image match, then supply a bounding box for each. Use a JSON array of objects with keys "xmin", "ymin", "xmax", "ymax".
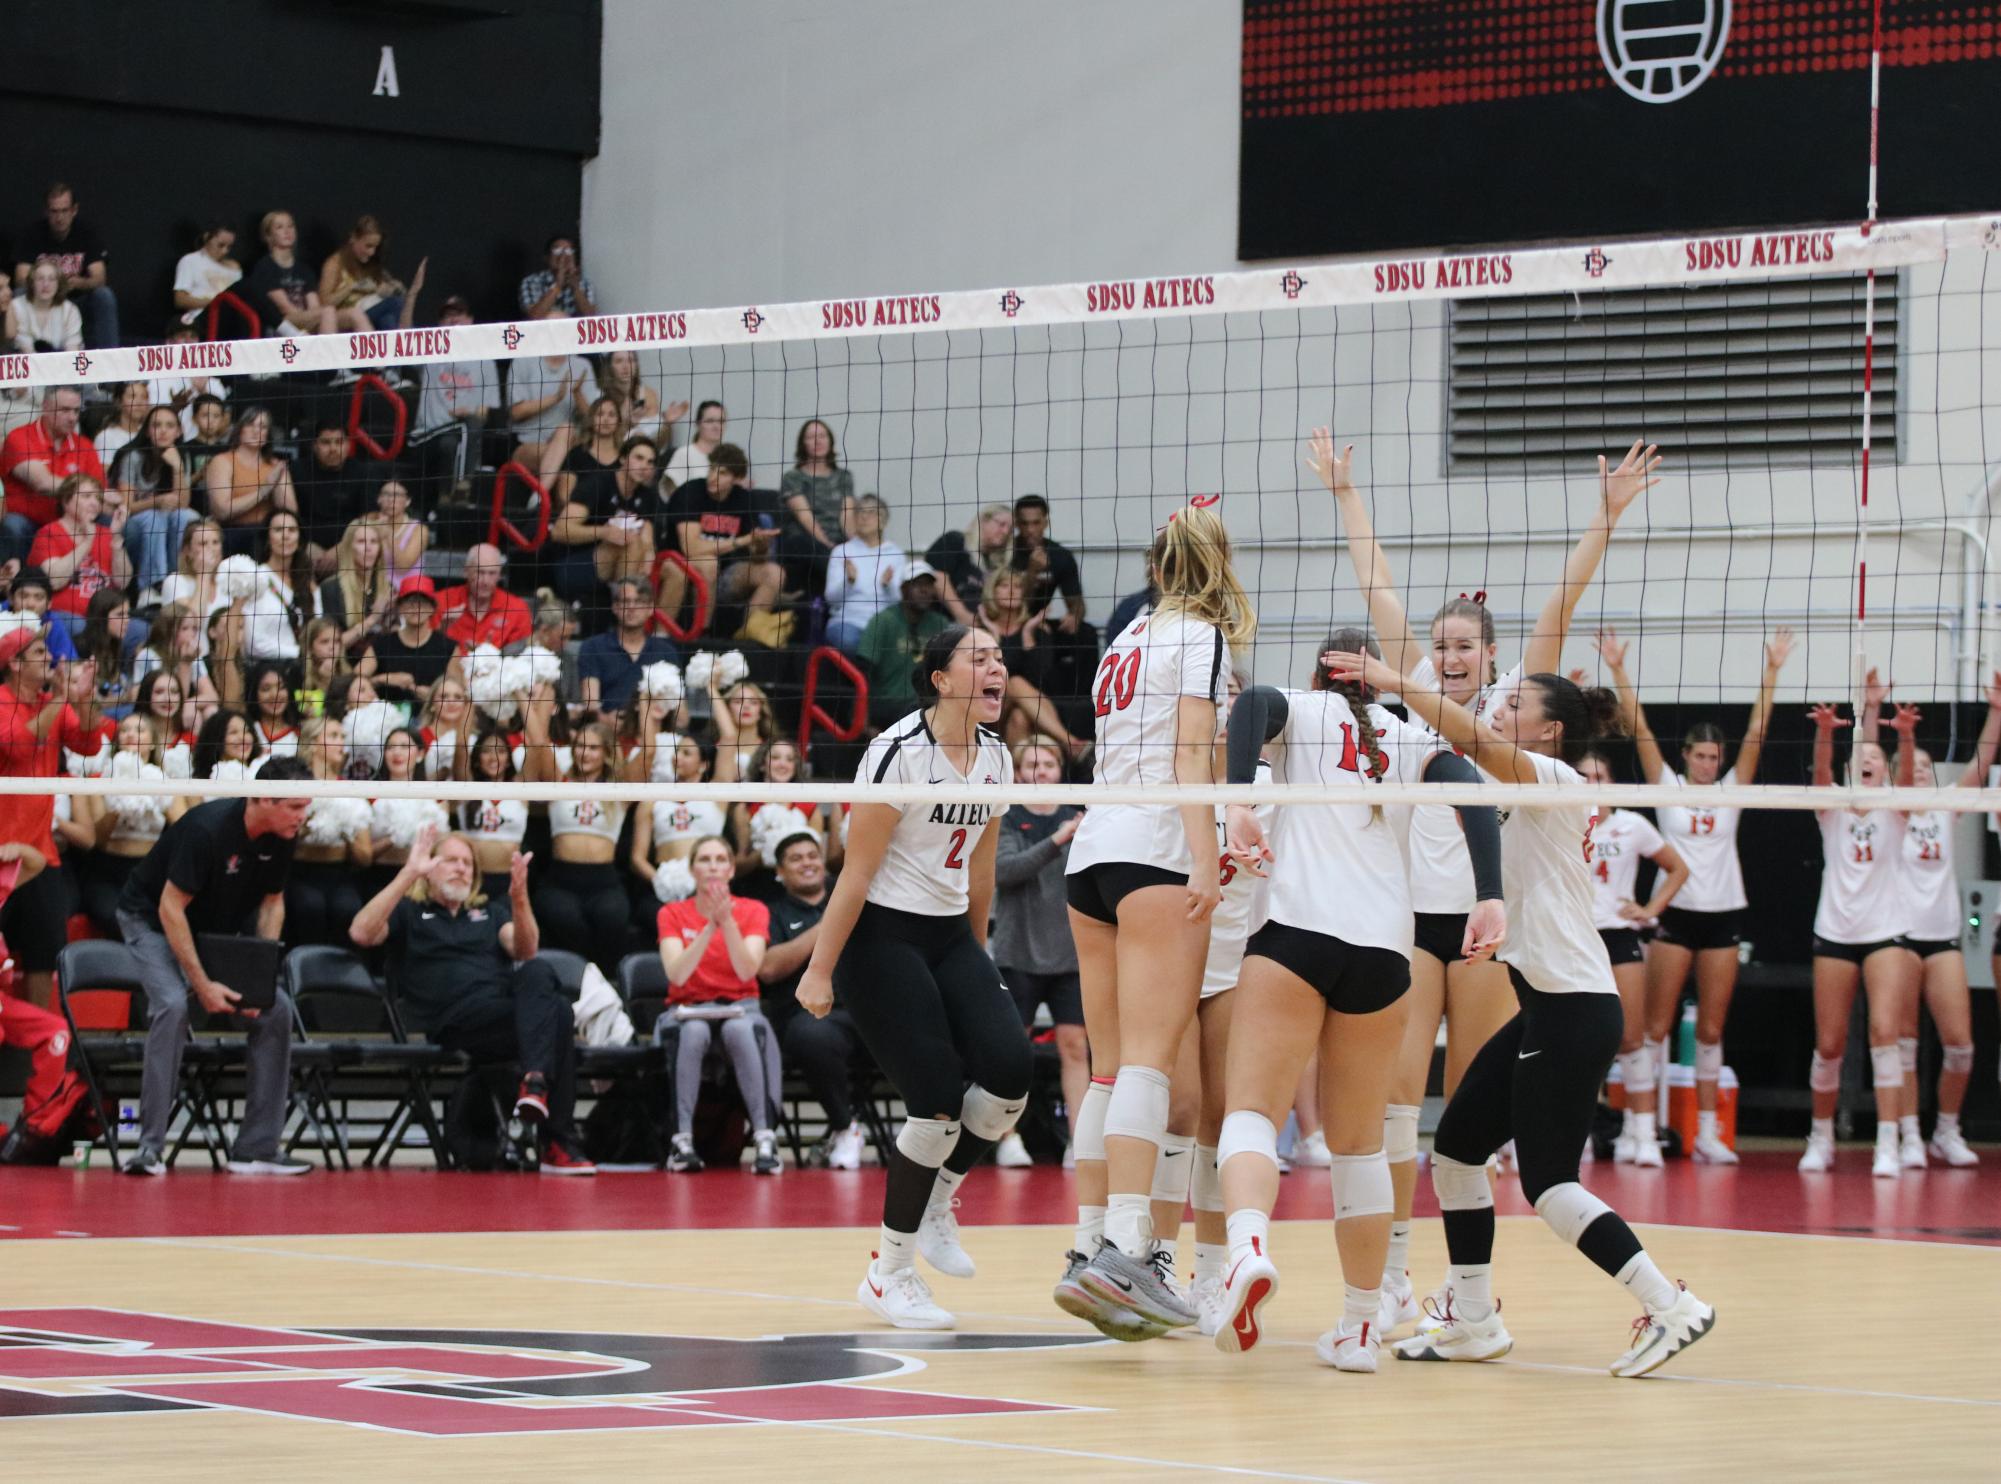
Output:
[{"xmin": 374, "ymin": 45, "xmax": 401, "ymax": 98}]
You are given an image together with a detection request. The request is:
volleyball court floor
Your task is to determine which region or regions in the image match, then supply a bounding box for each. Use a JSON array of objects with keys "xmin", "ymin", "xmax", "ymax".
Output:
[{"xmin": 1, "ymin": 1153, "xmax": 1993, "ymax": 1481}]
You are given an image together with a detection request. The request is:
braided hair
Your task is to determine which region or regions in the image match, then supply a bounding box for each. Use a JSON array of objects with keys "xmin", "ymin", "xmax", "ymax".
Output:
[{"xmin": 1313, "ymin": 625, "xmax": 1389, "ymax": 823}]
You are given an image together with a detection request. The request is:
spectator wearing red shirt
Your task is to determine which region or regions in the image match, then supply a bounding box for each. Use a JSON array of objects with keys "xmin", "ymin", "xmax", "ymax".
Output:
[
  {"xmin": 2, "ymin": 386, "xmax": 102, "ymax": 567},
  {"xmin": 439, "ymin": 543, "xmax": 532, "ymax": 652},
  {"xmin": 28, "ymin": 474, "xmax": 130, "ymax": 624},
  {"xmin": 0, "ymin": 618, "xmax": 103, "ymax": 1006},
  {"xmin": 656, "ymin": 834, "xmax": 781, "ymax": 1174}
]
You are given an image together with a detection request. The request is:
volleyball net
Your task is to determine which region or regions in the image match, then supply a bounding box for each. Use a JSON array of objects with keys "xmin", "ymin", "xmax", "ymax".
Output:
[{"xmin": 4, "ymin": 212, "xmax": 2001, "ymax": 816}]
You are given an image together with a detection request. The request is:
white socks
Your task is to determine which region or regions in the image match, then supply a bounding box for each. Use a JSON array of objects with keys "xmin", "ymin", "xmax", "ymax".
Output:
[
  {"xmin": 1384, "ymin": 1219, "xmax": 1412, "ymax": 1284},
  {"xmin": 877, "ymin": 1226, "xmax": 916, "ymax": 1271},
  {"xmin": 1106, "ymin": 1193, "xmax": 1153, "ymax": 1258},
  {"xmin": 1449, "ymin": 1263, "xmax": 1494, "ymax": 1321},
  {"xmin": 1899, "ymin": 1113, "xmax": 1921, "ymax": 1142},
  {"xmin": 1195, "ymin": 1240, "xmax": 1226, "ymax": 1283},
  {"xmin": 1810, "ymin": 1116, "xmax": 1834, "ymax": 1143},
  {"xmin": 1616, "ymin": 1250, "xmax": 1681, "ymax": 1314},
  {"xmin": 1226, "ymin": 1208, "xmax": 1270, "ymax": 1263},
  {"xmin": 1343, "ymin": 1282, "xmax": 1380, "ymax": 1332},
  {"xmin": 933, "ymin": 1165, "xmax": 967, "ymax": 1203},
  {"xmin": 1697, "ymin": 1109, "xmax": 1719, "ymax": 1141},
  {"xmin": 1074, "ymin": 1203, "xmax": 1106, "ymax": 1254},
  {"xmin": 1936, "ymin": 1111, "xmax": 1961, "ymax": 1137}
]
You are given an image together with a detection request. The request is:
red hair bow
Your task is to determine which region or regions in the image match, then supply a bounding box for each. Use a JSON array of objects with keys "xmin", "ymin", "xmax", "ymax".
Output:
[
  {"xmin": 1459, "ymin": 590, "xmax": 1487, "ymax": 604},
  {"xmin": 1165, "ymin": 493, "xmax": 1222, "ymax": 526}
]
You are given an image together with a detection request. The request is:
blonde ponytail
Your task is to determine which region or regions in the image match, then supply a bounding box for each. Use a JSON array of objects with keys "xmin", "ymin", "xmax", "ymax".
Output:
[{"xmin": 1150, "ymin": 501, "xmax": 1255, "ymax": 654}]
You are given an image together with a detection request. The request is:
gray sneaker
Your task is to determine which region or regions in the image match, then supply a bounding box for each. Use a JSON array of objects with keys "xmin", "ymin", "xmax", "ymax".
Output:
[
  {"xmin": 1078, "ymin": 1241, "xmax": 1198, "ymax": 1330},
  {"xmin": 225, "ymin": 1156, "xmax": 311, "ymax": 1176},
  {"xmin": 123, "ymin": 1150, "xmax": 166, "ymax": 1177},
  {"xmin": 1052, "ymin": 1249, "xmax": 1167, "ymax": 1342}
]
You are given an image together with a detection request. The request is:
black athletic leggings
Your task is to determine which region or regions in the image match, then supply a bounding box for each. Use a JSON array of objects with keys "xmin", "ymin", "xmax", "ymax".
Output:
[
  {"xmin": 532, "ymin": 860, "xmax": 629, "ymax": 972},
  {"xmin": 80, "ymin": 851, "xmax": 142, "ymax": 934},
  {"xmin": 286, "ymin": 859, "xmax": 365, "ymax": 949},
  {"xmin": 834, "ymin": 903, "xmax": 1033, "ymax": 1118},
  {"xmin": 1432, "ymin": 968, "xmax": 1623, "ymax": 1205},
  {"xmin": 768, "ymin": 999, "xmax": 868, "ymax": 1131}
]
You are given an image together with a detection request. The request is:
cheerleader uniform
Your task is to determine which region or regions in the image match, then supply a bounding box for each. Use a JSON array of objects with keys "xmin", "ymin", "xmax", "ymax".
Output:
[
  {"xmin": 1066, "ymin": 609, "xmax": 1230, "ymax": 919},
  {"xmin": 459, "ymin": 796, "xmax": 529, "ymax": 901},
  {"xmin": 1401, "ymin": 658, "xmax": 1519, "ymax": 964},
  {"xmin": 532, "ymin": 795, "xmax": 629, "ymax": 969},
  {"xmin": 1588, "ymin": 808, "xmax": 1668, "ymax": 966},
  {"xmin": 367, "ymin": 796, "xmax": 451, "ymax": 901},
  {"xmin": 286, "ymin": 796, "xmax": 370, "ymax": 946},
  {"xmin": 82, "ymin": 757, "xmax": 171, "ymax": 931},
  {"xmin": 254, "ymin": 720, "xmax": 299, "ymax": 759},
  {"xmin": 1652, "ymin": 767, "xmax": 1748, "ymax": 951},
  {"xmin": 1812, "ymin": 808, "xmax": 1910, "ymax": 962}
]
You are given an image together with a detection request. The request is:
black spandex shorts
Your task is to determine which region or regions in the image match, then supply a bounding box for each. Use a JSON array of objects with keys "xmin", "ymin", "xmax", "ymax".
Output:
[
  {"xmin": 1812, "ymin": 935, "xmax": 1912, "ymax": 965},
  {"xmin": 1003, "ymin": 968, "xmax": 1084, "ymax": 1028},
  {"xmin": 1064, "ymin": 862, "xmax": 1186, "ymax": 925},
  {"xmin": 1655, "ymin": 906, "xmax": 1744, "ymax": 952},
  {"xmin": 1900, "ymin": 937, "xmax": 1958, "ymax": 960},
  {"xmin": 1412, "ymin": 912, "xmax": 1468, "ymax": 965},
  {"xmin": 1598, "ymin": 927, "xmax": 1646, "ymax": 967},
  {"xmin": 1244, "ymin": 921, "xmax": 1410, "ymax": 1015}
]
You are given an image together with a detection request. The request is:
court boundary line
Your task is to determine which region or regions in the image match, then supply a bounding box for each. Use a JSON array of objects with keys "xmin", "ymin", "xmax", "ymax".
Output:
[{"xmin": 131, "ymin": 1234, "xmax": 2001, "ymax": 1413}]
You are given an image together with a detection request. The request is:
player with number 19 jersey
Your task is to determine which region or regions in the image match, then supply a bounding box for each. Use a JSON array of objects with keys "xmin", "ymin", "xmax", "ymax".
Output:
[
  {"xmin": 1069, "ymin": 609, "xmax": 1231, "ymax": 878},
  {"xmin": 856, "ymin": 711, "xmax": 1014, "ymax": 915}
]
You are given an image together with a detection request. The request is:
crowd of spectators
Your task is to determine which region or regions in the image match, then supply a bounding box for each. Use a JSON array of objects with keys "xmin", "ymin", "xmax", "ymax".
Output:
[{"xmin": 0, "ymin": 182, "xmax": 1125, "ymax": 1170}]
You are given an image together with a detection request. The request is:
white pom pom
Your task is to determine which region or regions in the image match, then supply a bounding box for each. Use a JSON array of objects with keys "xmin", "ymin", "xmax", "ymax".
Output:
[
  {"xmin": 649, "ymin": 731, "xmax": 683, "ymax": 784},
  {"xmin": 752, "ymin": 805, "xmax": 819, "ymax": 869},
  {"xmin": 377, "ymin": 797, "xmax": 448, "ymax": 848},
  {"xmin": 211, "ymin": 759, "xmax": 252, "ymax": 782},
  {"xmin": 717, "ymin": 649, "xmax": 749, "ymax": 690},
  {"xmin": 639, "ymin": 661, "xmax": 684, "ymax": 713},
  {"xmin": 461, "ymin": 643, "xmax": 505, "ymax": 686},
  {"xmin": 521, "ymin": 646, "xmax": 563, "ymax": 691},
  {"xmin": 108, "ymin": 751, "xmax": 144, "ymax": 779},
  {"xmin": 343, "ymin": 699, "xmax": 400, "ymax": 764},
  {"xmin": 162, "ymin": 743, "xmax": 192, "ymax": 780},
  {"xmin": 653, "ymin": 857, "xmax": 696, "ymax": 904},
  {"xmin": 216, "ymin": 554, "xmax": 264, "ymax": 603},
  {"xmin": 684, "ymin": 650, "xmax": 716, "ymax": 695}
]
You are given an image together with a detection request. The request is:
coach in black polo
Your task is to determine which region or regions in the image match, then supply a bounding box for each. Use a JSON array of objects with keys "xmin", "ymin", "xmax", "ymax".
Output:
[
  {"xmin": 348, "ymin": 825, "xmax": 593, "ymax": 1173},
  {"xmin": 116, "ymin": 756, "xmax": 316, "ymax": 1177}
]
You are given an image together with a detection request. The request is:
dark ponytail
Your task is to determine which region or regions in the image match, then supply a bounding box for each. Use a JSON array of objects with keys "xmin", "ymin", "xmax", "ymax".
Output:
[
  {"xmin": 1314, "ymin": 626, "xmax": 1389, "ymax": 820},
  {"xmin": 913, "ymin": 623, "xmax": 972, "ymax": 702},
  {"xmin": 1525, "ymin": 672, "xmax": 1627, "ymax": 765}
]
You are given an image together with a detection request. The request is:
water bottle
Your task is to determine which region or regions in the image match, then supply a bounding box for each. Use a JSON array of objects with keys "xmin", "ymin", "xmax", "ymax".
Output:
[{"xmin": 1675, "ymin": 1003, "xmax": 1697, "ymax": 1064}]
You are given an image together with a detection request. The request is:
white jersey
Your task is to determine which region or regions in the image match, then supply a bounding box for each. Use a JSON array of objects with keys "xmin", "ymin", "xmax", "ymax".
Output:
[
  {"xmin": 1653, "ymin": 765, "xmax": 1747, "ymax": 913},
  {"xmin": 1589, "ymin": 808, "xmax": 1666, "ymax": 931},
  {"xmin": 1262, "ymin": 691, "xmax": 1448, "ymax": 958},
  {"xmin": 1499, "ymin": 752, "xmax": 1616, "ymax": 996},
  {"xmin": 548, "ymin": 795, "xmax": 626, "ymax": 843},
  {"xmin": 653, "ymin": 798, "xmax": 729, "ymax": 851},
  {"xmin": 857, "ymin": 710, "xmax": 1013, "ymax": 917},
  {"xmin": 1401, "ymin": 657, "xmax": 1520, "ymax": 913},
  {"xmin": 1204, "ymin": 760, "xmax": 1274, "ymax": 998},
  {"xmin": 1069, "ymin": 609, "xmax": 1231, "ymax": 877},
  {"xmin": 1814, "ymin": 807, "xmax": 1908, "ymax": 944},
  {"xmin": 1900, "ymin": 810, "xmax": 1961, "ymax": 943}
]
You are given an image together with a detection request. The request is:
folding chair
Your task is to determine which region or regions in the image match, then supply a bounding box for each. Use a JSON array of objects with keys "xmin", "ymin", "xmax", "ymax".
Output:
[{"xmin": 621, "ymin": 952, "xmax": 787, "ymax": 1148}]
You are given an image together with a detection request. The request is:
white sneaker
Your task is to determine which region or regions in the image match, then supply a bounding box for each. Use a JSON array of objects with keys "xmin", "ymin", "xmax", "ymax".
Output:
[
  {"xmin": 1316, "ymin": 1318, "xmax": 1380, "ymax": 1373},
  {"xmin": 1191, "ymin": 1274, "xmax": 1226, "ymax": 1337},
  {"xmin": 1631, "ymin": 1135, "xmax": 1664, "ymax": 1169},
  {"xmin": 1377, "ymin": 1275, "xmax": 1420, "ymax": 1335},
  {"xmin": 1929, "ymin": 1127, "xmax": 1981, "ymax": 1167},
  {"xmin": 1393, "ymin": 1295, "xmax": 1513, "ymax": 1363},
  {"xmin": 1610, "ymin": 1282, "xmax": 1715, "ymax": 1377},
  {"xmin": 1872, "ymin": 1138, "xmax": 1900, "ymax": 1179},
  {"xmin": 1061, "ymin": 1142, "xmax": 1076, "ymax": 1171},
  {"xmin": 1213, "ymin": 1241, "xmax": 1280, "ymax": 1355},
  {"xmin": 1798, "ymin": 1134, "xmax": 1836, "ymax": 1173},
  {"xmin": 860, "ymin": 1260, "xmax": 953, "ymax": 1330},
  {"xmin": 918, "ymin": 1196, "xmax": 976, "ymax": 1278},
  {"xmin": 1612, "ymin": 1134, "xmax": 1637, "ymax": 1164},
  {"xmin": 1409, "ymin": 1283, "xmax": 1454, "ymax": 1337},
  {"xmin": 1691, "ymin": 1132, "xmax": 1739, "ymax": 1165},
  {"xmin": 994, "ymin": 1131, "xmax": 1033, "ymax": 1168},
  {"xmin": 827, "ymin": 1123, "xmax": 865, "ymax": 1170},
  {"xmin": 1292, "ymin": 1129, "xmax": 1332, "ymax": 1167},
  {"xmin": 1899, "ymin": 1131, "xmax": 1928, "ymax": 1170}
]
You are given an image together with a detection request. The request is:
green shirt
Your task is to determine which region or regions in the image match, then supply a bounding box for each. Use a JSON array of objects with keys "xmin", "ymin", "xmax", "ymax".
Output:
[{"xmin": 858, "ymin": 605, "xmax": 949, "ymax": 703}]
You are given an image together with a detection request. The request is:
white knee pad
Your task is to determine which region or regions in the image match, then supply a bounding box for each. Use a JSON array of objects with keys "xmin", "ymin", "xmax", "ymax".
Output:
[
  {"xmin": 1329, "ymin": 1149, "xmax": 1393, "ymax": 1221},
  {"xmin": 1809, "ymin": 1050, "xmax": 1843, "ymax": 1094},
  {"xmin": 1103, "ymin": 1065, "xmax": 1172, "ymax": 1144},
  {"xmin": 1383, "ymin": 1103, "xmax": 1420, "ymax": 1165},
  {"xmin": 1694, "ymin": 1040, "xmax": 1724, "ymax": 1083},
  {"xmin": 961, "ymin": 1083, "xmax": 1026, "ymax": 1142},
  {"xmin": 1898, "ymin": 1037, "xmax": 1919, "ymax": 1076},
  {"xmin": 1619, "ymin": 1046, "xmax": 1656, "ymax": 1097},
  {"xmin": 895, "ymin": 1116, "xmax": 962, "ymax": 1169},
  {"xmin": 1190, "ymin": 1143, "xmax": 1223, "ymax": 1213},
  {"xmin": 1430, "ymin": 1153, "xmax": 1494, "ymax": 1213},
  {"xmin": 1533, "ymin": 1181, "xmax": 1613, "ymax": 1247},
  {"xmin": 1216, "ymin": 1110, "xmax": 1278, "ymax": 1175},
  {"xmin": 1073, "ymin": 1078, "xmax": 1112, "ymax": 1163},
  {"xmin": 1151, "ymin": 1133, "xmax": 1196, "ymax": 1205},
  {"xmin": 1942, "ymin": 1043, "xmax": 1975, "ymax": 1076},
  {"xmin": 1870, "ymin": 1043, "xmax": 1903, "ymax": 1090}
]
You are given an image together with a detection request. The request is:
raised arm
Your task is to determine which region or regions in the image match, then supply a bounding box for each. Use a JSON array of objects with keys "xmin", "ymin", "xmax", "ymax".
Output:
[
  {"xmin": 1731, "ymin": 627, "xmax": 1794, "ymax": 785},
  {"xmin": 1808, "ymin": 702, "xmax": 1848, "ymax": 790},
  {"xmin": 1523, "ymin": 440, "xmax": 1661, "ymax": 676},
  {"xmin": 1596, "ymin": 628, "xmax": 1667, "ymax": 784},
  {"xmin": 1853, "ymin": 666, "xmax": 1888, "ymax": 745},
  {"xmin": 1958, "ymin": 669, "xmax": 2001, "ymax": 787},
  {"xmin": 1306, "ymin": 430, "xmax": 1424, "ymax": 680}
]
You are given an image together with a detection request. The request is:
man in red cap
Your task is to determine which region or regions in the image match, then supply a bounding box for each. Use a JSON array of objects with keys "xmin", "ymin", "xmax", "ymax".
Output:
[{"xmin": 0, "ymin": 616, "xmax": 102, "ymax": 1006}]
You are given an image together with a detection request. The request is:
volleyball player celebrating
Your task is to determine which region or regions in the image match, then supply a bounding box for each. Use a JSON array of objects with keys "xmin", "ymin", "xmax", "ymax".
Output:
[
  {"xmin": 795, "ymin": 625, "xmax": 1030, "ymax": 1330},
  {"xmin": 1325, "ymin": 646, "xmax": 1716, "ymax": 1377},
  {"xmin": 1061, "ymin": 500, "xmax": 1253, "ymax": 1335},
  {"xmin": 1801, "ymin": 699, "xmax": 1921, "ymax": 1177},
  {"xmin": 1603, "ymin": 626, "xmax": 1791, "ymax": 1166},
  {"xmin": 1574, "ymin": 743, "xmax": 1690, "ymax": 1161},
  {"xmin": 1211, "ymin": 634, "xmax": 1504, "ymax": 1372},
  {"xmin": 1856, "ymin": 673, "xmax": 1996, "ymax": 1167},
  {"xmin": 1309, "ymin": 429, "xmax": 1660, "ymax": 1324}
]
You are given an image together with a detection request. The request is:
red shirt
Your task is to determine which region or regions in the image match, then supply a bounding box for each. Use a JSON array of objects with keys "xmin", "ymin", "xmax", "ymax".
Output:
[
  {"xmin": 26, "ymin": 520, "xmax": 117, "ymax": 615},
  {"xmin": 1, "ymin": 422, "xmax": 104, "ymax": 531},
  {"xmin": 0, "ymin": 687, "xmax": 103, "ymax": 859},
  {"xmin": 655, "ymin": 896, "xmax": 770, "ymax": 1005},
  {"xmin": 439, "ymin": 586, "xmax": 532, "ymax": 652}
]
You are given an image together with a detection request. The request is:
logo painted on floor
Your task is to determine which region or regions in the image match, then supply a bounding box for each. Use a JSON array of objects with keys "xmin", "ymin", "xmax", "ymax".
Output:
[{"xmin": 0, "ymin": 1308, "xmax": 1102, "ymax": 1435}]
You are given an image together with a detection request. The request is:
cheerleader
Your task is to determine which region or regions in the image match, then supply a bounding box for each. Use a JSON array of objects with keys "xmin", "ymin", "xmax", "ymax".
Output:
[
  {"xmin": 286, "ymin": 715, "xmax": 374, "ymax": 947},
  {"xmin": 1574, "ymin": 745, "xmax": 1690, "ymax": 1162},
  {"xmin": 1866, "ymin": 674, "xmax": 2001, "ymax": 1168},
  {"xmin": 728, "ymin": 738, "xmax": 836, "ymax": 880},
  {"xmin": 795, "ymin": 624, "xmax": 1030, "ymax": 1330},
  {"xmin": 1802, "ymin": 700, "xmax": 1922, "ymax": 1177},
  {"xmin": 1060, "ymin": 499, "xmax": 1254, "ymax": 1335},
  {"xmin": 524, "ymin": 714, "xmax": 629, "ymax": 974},
  {"xmin": 1309, "ymin": 430, "xmax": 1659, "ymax": 1323},
  {"xmin": 246, "ymin": 659, "xmax": 301, "ymax": 758},
  {"xmin": 78, "ymin": 713, "xmax": 186, "ymax": 933},
  {"xmin": 454, "ymin": 724, "xmax": 530, "ymax": 903},
  {"xmin": 1601, "ymin": 630, "xmax": 1790, "ymax": 1168},
  {"xmin": 368, "ymin": 726, "xmax": 449, "ymax": 900},
  {"xmin": 1211, "ymin": 634, "xmax": 1503, "ymax": 1372},
  {"xmin": 1326, "ymin": 646, "xmax": 1716, "ymax": 1379}
]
